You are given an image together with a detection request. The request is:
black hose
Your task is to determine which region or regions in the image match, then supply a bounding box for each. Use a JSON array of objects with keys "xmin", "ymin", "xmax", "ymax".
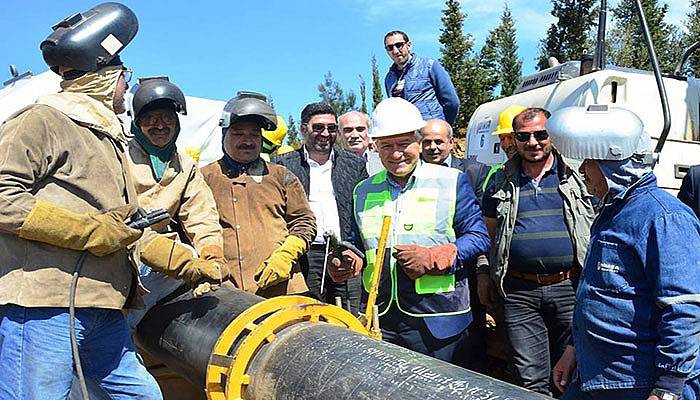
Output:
[{"xmin": 70, "ymin": 251, "xmax": 91, "ymax": 400}]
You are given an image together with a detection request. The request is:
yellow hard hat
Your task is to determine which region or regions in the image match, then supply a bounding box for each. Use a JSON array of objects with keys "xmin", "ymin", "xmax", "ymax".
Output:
[
  {"xmin": 492, "ymin": 105, "xmax": 527, "ymax": 136},
  {"xmin": 262, "ymin": 115, "xmax": 288, "ymax": 146}
]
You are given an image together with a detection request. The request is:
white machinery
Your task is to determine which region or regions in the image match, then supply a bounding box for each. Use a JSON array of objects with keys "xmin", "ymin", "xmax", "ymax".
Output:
[{"xmin": 466, "ymin": 0, "xmax": 700, "ymax": 192}]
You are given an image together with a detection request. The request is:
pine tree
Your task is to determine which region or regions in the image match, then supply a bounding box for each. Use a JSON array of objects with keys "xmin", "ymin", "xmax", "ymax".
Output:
[
  {"xmin": 317, "ymin": 71, "xmax": 357, "ymax": 114},
  {"xmin": 438, "ymin": 0, "xmax": 475, "ymax": 131},
  {"xmin": 536, "ymin": 0, "xmax": 598, "ymax": 70},
  {"xmin": 286, "ymin": 114, "xmax": 301, "ymax": 149},
  {"xmin": 471, "ymin": 29, "xmax": 500, "ymax": 106},
  {"xmin": 371, "ymin": 54, "xmax": 383, "ymax": 109},
  {"xmin": 359, "ymin": 75, "xmax": 368, "ymax": 114},
  {"xmin": 608, "ymin": 0, "xmax": 684, "ymax": 73},
  {"xmin": 266, "ymin": 93, "xmax": 275, "ymax": 110},
  {"xmin": 686, "ymin": 1, "xmax": 700, "ymax": 75},
  {"xmin": 496, "ymin": 4, "xmax": 522, "ymax": 97}
]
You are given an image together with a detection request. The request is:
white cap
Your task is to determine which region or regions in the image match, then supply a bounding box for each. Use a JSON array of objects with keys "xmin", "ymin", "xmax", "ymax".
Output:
[
  {"xmin": 546, "ymin": 105, "xmax": 647, "ymax": 161},
  {"xmin": 369, "ymin": 97, "xmax": 426, "ymax": 138}
]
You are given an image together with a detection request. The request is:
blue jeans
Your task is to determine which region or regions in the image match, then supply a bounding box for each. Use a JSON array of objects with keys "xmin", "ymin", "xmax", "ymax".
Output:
[
  {"xmin": 126, "ymin": 264, "xmax": 185, "ymax": 331},
  {"xmin": 0, "ymin": 304, "xmax": 162, "ymax": 400},
  {"xmin": 503, "ymin": 276, "xmax": 575, "ymax": 396},
  {"xmin": 562, "ymin": 375, "xmax": 700, "ymax": 400}
]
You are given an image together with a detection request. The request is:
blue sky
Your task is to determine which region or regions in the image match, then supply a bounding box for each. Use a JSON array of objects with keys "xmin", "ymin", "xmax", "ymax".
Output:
[{"xmin": 1, "ymin": 1, "xmax": 690, "ymax": 121}]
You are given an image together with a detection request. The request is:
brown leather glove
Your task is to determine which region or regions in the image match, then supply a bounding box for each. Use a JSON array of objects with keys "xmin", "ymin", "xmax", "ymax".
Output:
[
  {"xmin": 200, "ymin": 245, "xmax": 230, "ymax": 279},
  {"xmin": 141, "ymin": 236, "xmax": 223, "ymax": 292},
  {"xmin": 393, "ymin": 243, "xmax": 457, "ymax": 280},
  {"xmin": 19, "ymin": 199, "xmax": 142, "ymax": 257},
  {"xmin": 328, "ymin": 249, "xmax": 363, "ymax": 283}
]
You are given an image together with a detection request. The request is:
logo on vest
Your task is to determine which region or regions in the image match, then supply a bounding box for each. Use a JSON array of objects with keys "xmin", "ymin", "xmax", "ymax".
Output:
[{"xmin": 403, "ymin": 223, "xmax": 413, "ymax": 231}]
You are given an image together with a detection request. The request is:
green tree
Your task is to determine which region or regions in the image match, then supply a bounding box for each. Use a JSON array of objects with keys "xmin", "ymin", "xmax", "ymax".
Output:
[
  {"xmin": 686, "ymin": 1, "xmax": 700, "ymax": 75},
  {"xmin": 266, "ymin": 93, "xmax": 275, "ymax": 110},
  {"xmin": 318, "ymin": 71, "xmax": 357, "ymax": 114},
  {"xmin": 359, "ymin": 75, "xmax": 368, "ymax": 114},
  {"xmin": 496, "ymin": 4, "xmax": 523, "ymax": 97},
  {"xmin": 371, "ymin": 54, "xmax": 383, "ymax": 109},
  {"xmin": 286, "ymin": 114, "xmax": 301, "ymax": 149},
  {"xmin": 471, "ymin": 29, "xmax": 500, "ymax": 106},
  {"xmin": 608, "ymin": 0, "xmax": 684, "ymax": 73},
  {"xmin": 438, "ymin": 0, "xmax": 476, "ymax": 130},
  {"xmin": 536, "ymin": 0, "xmax": 598, "ymax": 70}
]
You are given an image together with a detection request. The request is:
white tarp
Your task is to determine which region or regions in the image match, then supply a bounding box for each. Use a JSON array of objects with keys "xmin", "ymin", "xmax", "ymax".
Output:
[{"xmin": 0, "ymin": 70, "xmax": 226, "ymax": 167}]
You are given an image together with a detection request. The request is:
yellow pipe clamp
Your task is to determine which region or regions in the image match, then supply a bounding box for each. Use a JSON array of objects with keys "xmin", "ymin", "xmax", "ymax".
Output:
[{"xmin": 205, "ymin": 295, "xmax": 366, "ymax": 400}]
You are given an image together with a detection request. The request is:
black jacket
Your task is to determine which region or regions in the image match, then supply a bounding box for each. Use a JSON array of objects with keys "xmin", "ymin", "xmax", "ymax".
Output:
[
  {"xmin": 450, "ymin": 156, "xmax": 491, "ymax": 204},
  {"xmin": 273, "ymin": 147, "xmax": 369, "ymax": 241},
  {"xmin": 678, "ymin": 165, "xmax": 700, "ymax": 220}
]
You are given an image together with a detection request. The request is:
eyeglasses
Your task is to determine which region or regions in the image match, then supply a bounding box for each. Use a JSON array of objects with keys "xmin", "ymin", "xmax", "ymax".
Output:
[
  {"xmin": 514, "ymin": 130, "xmax": 549, "ymax": 142},
  {"xmin": 309, "ymin": 123, "xmax": 338, "ymax": 133},
  {"xmin": 140, "ymin": 113, "xmax": 177, "ymax": 126},
  {"xmin": 385, "ymin": 42, "xmax": 406, "ymax": 51},
  {"xmin": 342, "ymin": 126, "xmax": 367, "ymax": 134},
  {"xmin": 122, "ymin": 68, "xmax": 133, "ymax": 83}
]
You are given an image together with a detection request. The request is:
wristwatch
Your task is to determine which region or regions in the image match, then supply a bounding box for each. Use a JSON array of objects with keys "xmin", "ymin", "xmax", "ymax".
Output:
[{"xmin": 651, "ymin": 388, "xmax": 680, "ymax": 400}]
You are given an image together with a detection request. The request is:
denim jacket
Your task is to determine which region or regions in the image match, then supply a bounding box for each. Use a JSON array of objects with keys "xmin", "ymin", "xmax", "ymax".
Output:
[
  {"xmin": 384, "ymin": 53, "xmax": 460, "ymax": 125},
  {"xmin": 573, "ymin": 172, "xmax": 700, "ymax": 394},
  {"xmin": 485, "ymin": 152, "xmax": 594, "ymax": 297}
]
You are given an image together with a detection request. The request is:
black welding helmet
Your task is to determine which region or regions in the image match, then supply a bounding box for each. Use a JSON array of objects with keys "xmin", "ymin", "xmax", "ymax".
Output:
[
  {"xmin": 220, "ymin": 91, "xmax": 277, "ymax": 131},
  {"xmin": 131, "ymin": 77, "xmax": 187, "ymax": 121},
  {"xmin": 41, "ymin": 2, "xmax": 138, "ymax": 75}
]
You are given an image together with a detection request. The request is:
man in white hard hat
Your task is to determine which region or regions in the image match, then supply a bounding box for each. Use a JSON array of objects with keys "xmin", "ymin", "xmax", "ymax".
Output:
[
  {"xmin": 548, "ymin": 106, "xmax": 700, "ymax": 400},
  {"xmin": 327, "ymin": 97, "xmax": 489, "ymax": 364}
]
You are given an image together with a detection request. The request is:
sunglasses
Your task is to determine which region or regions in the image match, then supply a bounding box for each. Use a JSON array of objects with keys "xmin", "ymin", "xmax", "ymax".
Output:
[
  {"xmin": 342, "ymin": 126, "xmax": 367, "ymax": 134},
  {"xmin": 140, "ymin": 113, "xmax": 177, "ymax": 126},
  {"xmin": 385, "ymin": 42, "xmax": 406, "ymax": 51},
  {"xmin": 514, "ymin": 130, "xmax": 549, "ymax": 142},
  {"xmin": 309, "ymin": 123, "xmax": 338, "ymax": 133}
]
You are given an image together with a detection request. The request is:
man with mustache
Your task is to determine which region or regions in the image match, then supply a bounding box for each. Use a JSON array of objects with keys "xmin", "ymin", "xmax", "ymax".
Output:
[
  {"xmin": 201, "ymin": 92, "xmax": 315, "ymax": 297},
  {"xmin": 327, "ymin": 98, "xmax": 489, "ymax": 364},
  {"xmin": 125, "ymin": 77, "xmax": 226, "ymax": 330},
  {"xmin": 274, "ymin": 103, "xmax": 368, "ymax": 314},
  {"xmin": 480, "ymin": 107, "xmax": 594, "ymax": 395}
]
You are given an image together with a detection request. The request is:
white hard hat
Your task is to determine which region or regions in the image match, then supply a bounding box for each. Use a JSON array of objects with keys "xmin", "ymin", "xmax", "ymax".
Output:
[
  {"xmin": 546, "ymin": 105, "xmax": 648, "ymax": 161},
  {"xmin": 369, "ymin": 97, "xmax": 426, "ymax": 138}
]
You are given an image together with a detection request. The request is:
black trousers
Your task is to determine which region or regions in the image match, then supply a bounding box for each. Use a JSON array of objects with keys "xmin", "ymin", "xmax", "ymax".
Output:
[{"xmin": 301, "ymin": 243, "xmax": 362, "ymax": 316}]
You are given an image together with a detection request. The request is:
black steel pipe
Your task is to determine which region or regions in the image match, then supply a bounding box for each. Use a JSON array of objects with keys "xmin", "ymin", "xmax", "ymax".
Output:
[
  {"xmin": 674, "ymin": 41, "xmax": 700, "ymax": 77},
  {"xmin": 634, "ymin": 0, "xmax": 671, "ymax": 160},
  {"xmin": 136, "ymin": 285, "xmax": 547, "ymax": 400}
]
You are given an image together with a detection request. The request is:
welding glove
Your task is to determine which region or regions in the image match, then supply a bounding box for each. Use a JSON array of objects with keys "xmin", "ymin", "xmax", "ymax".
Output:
[
  {"xmin": 393, "ymin": 243, "xmax": 457, "ymax": 280},
  {"xmin": 328, "ymin": 249, "xmax": 364, "ymax": 283},
  {"xmin": 254, "ymin": 235, "xmax": 306, "ymax": 290},
  {"xmin": 200, "ymin": 245, "xmax": 230, "ymax": 279},
  {"xmin": 19, "ymin": 199, "xmax": 142, "ymax": 257},
  {"xmin": 141, "ymin": 236, "xmax": 223, "ymax": 293}
]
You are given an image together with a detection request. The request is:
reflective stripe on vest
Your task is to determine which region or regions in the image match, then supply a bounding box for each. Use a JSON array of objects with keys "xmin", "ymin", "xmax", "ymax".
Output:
[{"xmin": 353, "ymin": 163, "xmax": 465, "ymax": 317}]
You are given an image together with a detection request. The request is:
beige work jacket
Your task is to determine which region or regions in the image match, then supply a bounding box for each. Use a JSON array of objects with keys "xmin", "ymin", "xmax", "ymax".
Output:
[
  {"xmin": 0, "ymin": 93, "xmax": 140, "ymax": 309},
  {"xmin": 128, "ymin": 139, "xmax": 223, "ymax": 253},
  {"xmin": 201, "ymin": 158, "xmax": 315, "ymax": 297}
]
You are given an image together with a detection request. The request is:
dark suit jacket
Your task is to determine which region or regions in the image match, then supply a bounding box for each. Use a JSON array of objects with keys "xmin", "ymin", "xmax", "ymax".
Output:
[
  {"xmin": 450, "ymin": 156, "xmax": 491, "ymax": 204},
  {"xmin": 272, "ymin": 147, "xmax": 369, "ymax": 241},
  {"xmin": 679, "ymin": 165, "xmax": 700, "ymax": 220}
]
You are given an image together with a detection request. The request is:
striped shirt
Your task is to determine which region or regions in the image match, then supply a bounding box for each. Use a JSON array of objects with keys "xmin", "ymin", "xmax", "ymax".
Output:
[{"xmin": 484, "ymin": 157, "xmax": 574, "ymax": 274}]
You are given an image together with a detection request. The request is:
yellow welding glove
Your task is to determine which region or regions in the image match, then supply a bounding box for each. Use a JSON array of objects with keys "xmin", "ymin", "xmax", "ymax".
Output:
[
  {"xmin": 19, "ymin": 199, "xmax": 142, "ymax": 257},
  {"xmin": 141, "ymin": 236, "xmax": 222, "ymax": 290},
  {"xmin": 254, "ymin": 235, "xmax": 306, "ymax": 290}
]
